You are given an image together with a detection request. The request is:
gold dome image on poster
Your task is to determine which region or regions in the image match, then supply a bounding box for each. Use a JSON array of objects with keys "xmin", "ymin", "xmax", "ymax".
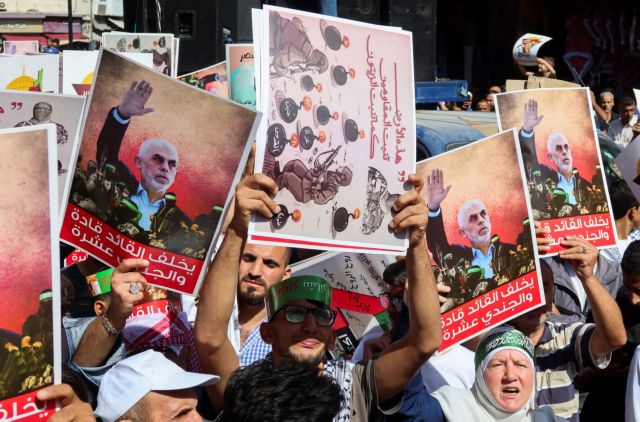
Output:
[{"xmin": 5, "ymin": 67, "xmax": 43, "ymax": 91}]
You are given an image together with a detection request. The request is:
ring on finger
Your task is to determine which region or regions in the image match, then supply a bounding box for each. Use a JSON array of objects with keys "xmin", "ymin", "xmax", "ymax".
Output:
[{"xmin": 129, "ymin": 282, "xmax": 141, "ymax": 294}]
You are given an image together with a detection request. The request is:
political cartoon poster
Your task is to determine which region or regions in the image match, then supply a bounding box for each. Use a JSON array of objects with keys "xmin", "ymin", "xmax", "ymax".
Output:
[
  {"xmin": 101, "ymin": 32, "xmax": 174, "ymax": 76},
  {"xmin": 0, "ymin": 90, "xmax": 86, "ymax": 206},
  {"xmin": 417, "ymin": 130, "xmax": 543, "ymax": 351},
  {"xmin": 3, "ymin": 40, "xmax": 40, "ymax": 55},
  {"xmin": 291, "ymin": 251, "xmax": 393, "ymax": 357},
  {"xmin": 178, "ymin": 61, "xmax": 229, "ymax": 99},
  {"xmin": 0, "ymin": 125, "xmax": 61, "ymax": 420},
  {"xmin": 495, "ymin": 88, "xmax": 616, "ymax": 255},
  {"xmin": 59, "ymin": 50, "xmax": 260, "ymax": 296},
  {"xmin": 226, "ymin": 44, "xmax": 256, "ymax": 109},
  {"xmin": 0, "ymin": 54, "xmax": 59, "ymax": 93},
  {"xmin": 249, "ymin": 6, "xmax": 416, "ymax": 254},
  {"xmin": 512, "ymin": 33, "xmax": 552, "ymax": 66},
  {"xmin": 62, "ymin": 50, "xmax": 153, "ymax": 96}
]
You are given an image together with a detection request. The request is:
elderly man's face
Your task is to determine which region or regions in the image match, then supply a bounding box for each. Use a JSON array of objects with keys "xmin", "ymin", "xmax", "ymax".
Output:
[
  {"xmin": 548, "ymin": 137, "xmax": 572, "ymax": 174},
  {"xmin": 135, "ymin": 143, "xmax": 178, "ymax": 193},
  {"xmin": 459, "ymin": 204, "xmax": 492, "ymax": 248},
  {"xmin": 483, "ymin": 349, "xmax": 534, "ymax": 413},
  {"xmin": 599, "ymin": 96, "xmax": 614, "ymax": 113},
  {"xmin": 33, "ymin": 104, "xmax": 52, "ymax": 122}
]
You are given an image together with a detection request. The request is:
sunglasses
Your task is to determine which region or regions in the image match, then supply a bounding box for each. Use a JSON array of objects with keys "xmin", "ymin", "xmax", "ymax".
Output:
[{"xmin": 278, "ymin": 304, "xmax": 337, "ymax": 327}]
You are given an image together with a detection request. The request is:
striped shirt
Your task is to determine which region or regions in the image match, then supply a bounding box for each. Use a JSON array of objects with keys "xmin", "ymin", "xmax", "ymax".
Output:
[{"xmin": 535, "ymin": 317, "xmax": 611, "ymax": 422}]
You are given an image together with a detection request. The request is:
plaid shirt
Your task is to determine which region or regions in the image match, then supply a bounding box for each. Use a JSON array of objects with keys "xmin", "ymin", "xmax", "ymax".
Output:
[{"xmin": 238, "ymin": 318, "xmax": 272, "ymax": 367}]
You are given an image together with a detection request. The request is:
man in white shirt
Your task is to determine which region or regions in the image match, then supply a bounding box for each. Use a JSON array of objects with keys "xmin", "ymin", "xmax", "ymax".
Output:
[{"xmin": 608, "ymin": 95, "xmax": 640, "ymax": 147}]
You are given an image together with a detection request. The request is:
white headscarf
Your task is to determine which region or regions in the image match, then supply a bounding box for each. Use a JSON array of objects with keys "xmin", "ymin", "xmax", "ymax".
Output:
[{"xmin": 432, "ymin": 327, "xmax": 563, "ymax": 422}]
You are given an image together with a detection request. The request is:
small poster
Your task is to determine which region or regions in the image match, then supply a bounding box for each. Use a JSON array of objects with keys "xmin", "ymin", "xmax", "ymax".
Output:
[
  {"xmin": 226, "ymin": 44, "xmax": 256, "ymax": 109},
  {"xmin": 102, "ymin": 32, "xmax": 174, "ymax": 76},
  {"xmin": 62, "ymin": 50, "xmax": 153, "ymax": 96},
  {"xmin": 249, "ymin": 6, "xmax": 416, "ymax": 254},
  {"xmin": 495, "ymin": 87, "xmax": 616, "ymax": 255},
  {"xmin": 290, "ymin": 251, "xmax": 392, "ymax": 356},
  {"xmin": 178, "ymin": 61, "xmax": 229, "ymax": 98},
  {"xmin": 417, "ymin": 130, "xmax": 543, "ymax": 351},
  {"xmin": 0, "ymin": 54, "xmax": 59, "ymax": 93},
  {"xmin": 512, "ymin": 33, "xmax": 552, "ymax": 66},
  {"xmin": 0, "ymin": 90, "xmax": 86, "ymax": 206},
  {"xmin": 59, "ymin": 50, "xmax": 259, "ymax": 296},
  {"xmin": 3, "ymin": 40, "xmax": 40, "ymax": 55},
  {"xmin": 0, "ymin": 125, "xmax": 60, "ymax": 420}
]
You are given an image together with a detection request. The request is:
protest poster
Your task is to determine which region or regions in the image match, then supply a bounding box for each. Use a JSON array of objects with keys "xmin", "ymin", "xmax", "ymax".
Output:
[
  {"xmin": 0, "ymin": 90, "xmax": 86, "ymax": 206},
  {"xmin": 226, "ymin": 44, "xmax": 256, "ymax": 109},
  {"xmin": 0, "ymin": 54, "xmax": 59, "ymax": 93},
  {"xmin": 3, "ymin": 40, "xmax": 40, "ymax": 55},
  {"xmin": 249, "ymin": 6, "xmax": 415, "ymax": 254},
  {"xmin": 290, "ymin": 251, "xmax": 392, "ymax": 356},
  {"xmin": 62, "ymin": 51, "xmax": 153, "ymax": 96},
  {"xmin": 634, "ymin": 88, "xmax": 640, "ymax": 113},
  {"xmin": 177, "ymin": 61, "xmax": 229, "ymax": 99},
  {"xmin": 0, "ymin": 125, "xmax": 60, "ymax": 420},
  {"xmin": 512, "ymin": 33, "xmax": 552, "ymax": 66},
  {"xmin": 102, "ymin": 32, "xmax": 175, "ymax": 76},
  {"xmin": 63, "ymin": 249, "xmax": 88, "ymax": 268},
  {"xmin": 417, "ymin": 130, "xmax": 543, "ymax": 351},
  {"xmin": 59, "ymin": 49, "xmax": 260, "ymax": 296},
  {"xmin": 613, "ymin": 140, "xmax": 640, "ymax": 204},
  {"xmin": 495, "ymin": 87, "xmax": 615, "ymax": 255}
]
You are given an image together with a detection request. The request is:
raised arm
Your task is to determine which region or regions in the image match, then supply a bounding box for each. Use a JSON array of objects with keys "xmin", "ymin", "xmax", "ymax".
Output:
[
  {"xmin": 558, "ymin": 236, "xmax": 627, "ymax": 356},
  {"xmin": 374, "ymin": 174, "xmax": 442, "ymax": 402},
  {"xmin": 71, "ymin": 259, "xmax": 149, "ymax": 367},
  {"xmin": 195, "ymin": 174, "xmax": 279, "ymax": 411}
]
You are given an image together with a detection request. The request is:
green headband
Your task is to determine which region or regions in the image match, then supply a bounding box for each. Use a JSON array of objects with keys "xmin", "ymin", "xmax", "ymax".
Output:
[
  {"xmin": 266, "ymin": 275, "xmax": 332, "ymax": 319},
  {"xmin": 474, "ymin": 329, "xmax": 535, "ymax": 370},
  {"xmin": 39, "ymin": 291, "xmax": 53, "ymax": 302}
]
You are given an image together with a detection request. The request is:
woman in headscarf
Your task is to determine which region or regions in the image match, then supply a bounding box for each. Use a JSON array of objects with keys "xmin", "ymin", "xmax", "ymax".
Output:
[{"xmin": 432, "ymin": 326, "xmax": 564, "ymax": 421}]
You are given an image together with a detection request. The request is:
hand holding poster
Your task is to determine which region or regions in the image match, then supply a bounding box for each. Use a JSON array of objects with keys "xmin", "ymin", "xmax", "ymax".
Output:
[
  {"xmin": 249, "ymin": 6, "xmax": 416, "ymax": 253},
  {"xmin": 0, "ymin": 125, "xmax": 60, "ymax": 420},
  {"xmin": 0, "ymin": 90, "xmax": 86, "ymax": 206},
  {"xmin": 59, "ymin": 49, "xmax": 260, "ymax": 295},
  {"xmin": 495, "ymin": 88, "xmax": 616, "ymax": 255},
  {"xmin": 417, "ymin": 130, "xmax": 543, "ymax": 351},
  {"xmin": 291, "ymin": 251, "xmax": 392, "ymax": 356},
  {"xmin": 512, "ymin": 33, "xmax": 552, "ymax": 66}
]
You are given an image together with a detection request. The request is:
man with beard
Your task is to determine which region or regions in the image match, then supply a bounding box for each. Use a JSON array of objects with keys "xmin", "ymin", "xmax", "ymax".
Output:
[
  {"xmin": 519, "ymin": 99, "xmax": 598, "ymax": 217},
  {"xmin": 235, "ymin": 243, "xmax": 291, "ymax": 366},
  {"xmin": 195, "ymin": 173, "xmax": 442, "ymax": 419},
  {"xmin": 93, "ymin": 80, "xmax": 190, "ymax": 231},
  {"xmin": 425, "ymin": 169, "xmax": 516, "ymax": 294}
]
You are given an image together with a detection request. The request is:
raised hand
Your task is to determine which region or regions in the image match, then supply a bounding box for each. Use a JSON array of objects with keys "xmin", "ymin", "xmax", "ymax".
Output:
[
  {"xmin": 425, "ymin": 169, "xmax": 451, "ymax": 212},
  {"xmin": 522, "ymin": 98, "xmax": 543, "ymax": 132},
  {"xmin": 117, "ymin": 80, "xmax": 154, "ymax": 119},
  {"xmin": 389, "ymin": 174, "xmax": 428, "ymax": 248},
  {"xmin": 229, "ymin": 174, "xmax": 280, "ymax": 235}
]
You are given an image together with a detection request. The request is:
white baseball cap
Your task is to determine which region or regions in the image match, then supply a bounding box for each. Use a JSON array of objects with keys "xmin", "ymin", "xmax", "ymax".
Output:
[{"xmin": 95, "ymin": 350, "xmax": 219, "ymax": 422}]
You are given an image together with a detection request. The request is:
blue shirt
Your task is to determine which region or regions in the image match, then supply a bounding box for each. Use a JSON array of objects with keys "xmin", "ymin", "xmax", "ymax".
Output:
[
  {"xmin": 471, "ymin": 244, "xmax": 495, "ymax": 279},
  {"xmin": 556, "ymin": 172, "xmax": 577, "ymax": 205},
  {"xmin": 238, "ymin": 319, "xmax": 272, "ymax": 367},
  {"xmin": 130, "ymin": 183, "xmax": 165, "ymax": 230}
]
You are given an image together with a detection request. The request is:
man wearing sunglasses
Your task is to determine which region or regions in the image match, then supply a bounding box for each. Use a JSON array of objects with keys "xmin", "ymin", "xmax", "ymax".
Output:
[{"xmin": 195, "ymin": 172, "xmax": 443, "ymax": 420}]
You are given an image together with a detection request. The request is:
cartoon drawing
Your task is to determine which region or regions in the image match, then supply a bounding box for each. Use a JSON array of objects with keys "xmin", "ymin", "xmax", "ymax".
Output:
[
  {"xmin": 313, "ymin": 104, "xmax": 339, "ymax": 128},
  {"xmin": 520, "ymin": 36, "xmax": 541, "ymax": 55},
  {"xmin": 270, "ymin": 204, "xmax": 301, "ymax": 230},
  {"xmin": 341, "ymin": 112, "xmax": 365, "ymax": 143},
  {"xmin": 362, "ymin": 167, "xmax": 398, "ymax": 235},
  {"xmin": 275, "ymin": 90, "xmax": 313, "ymax": 123},
  {"xmin": 266, "ymin": 122, "xmax": 326, "ymax": 157},
  {"xmin": 269, "ymin": 11, "xmax": 329, "ymax": 78},
  {"xmin": 330, "ymin": 65, "xmax": 356, "ymax": 87},
  {"xmin": 332, "ymin": 205, "xmax": 361, "ymax": 234},
  {"xmin": 5, "ymin": 67, "xmax": 43, "ymax": 92},
  {"xmin": 319, "ymin": 19, "xmax": 350, "ymax": 51},
  {"xmin": 301, "ymin": 74, "xmax": 323, "ymax": 92},
  {"xmin": 271, "ymin": 146, "xmax": 352, "ymax": 205}
]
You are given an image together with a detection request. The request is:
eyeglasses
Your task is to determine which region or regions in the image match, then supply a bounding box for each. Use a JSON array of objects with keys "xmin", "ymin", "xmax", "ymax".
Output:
[{"xmin": 278, "ymin": 304, "xmax": 337, "ymax": 327}]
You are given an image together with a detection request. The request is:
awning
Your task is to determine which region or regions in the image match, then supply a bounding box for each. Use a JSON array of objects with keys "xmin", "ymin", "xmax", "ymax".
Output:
[{"xmin": 2, "ymin": 33, "xmax": 89, "ymax": 45}]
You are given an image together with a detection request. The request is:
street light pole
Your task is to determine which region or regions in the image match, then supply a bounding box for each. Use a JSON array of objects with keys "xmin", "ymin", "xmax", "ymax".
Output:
[{"xmin": 67, "ymin": 0, "xmax": 74, "ymax": 48}]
